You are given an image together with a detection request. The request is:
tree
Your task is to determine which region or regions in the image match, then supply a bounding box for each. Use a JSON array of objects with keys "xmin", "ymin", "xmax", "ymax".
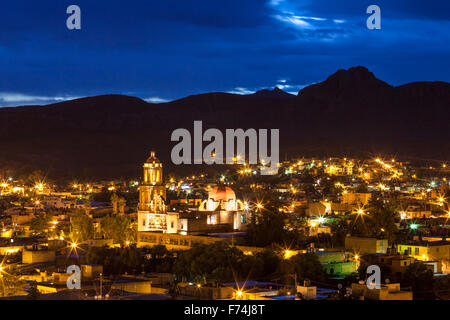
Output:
[
  {"xmin": 434, "ymin": 275, "xmax": 450, "ymax": 299},
  {"xmin": 244, "ymin": 196, "xmax": 300, "ymax": 247},
  {"xmin": 252, "ymin": 249, "xmax": 281, "ymax": 280},
  {"xmin": 290, "ymin": 253, "xmax": 326, "ymax": 283},
  {"xmin": 330, "ymin": 217, "xmax": 350, "ymax": 247},
  {"xmin": 151, "ymin": 245, "xmax": 169, "ymax": 259},
  {"xmin": 402, "ymin": 262, "xmax": 434, "ymax": 299},
  {"xmin": 119, "ymin": 246, "xmax": 143, "ymax": 270},
  {"xmin": 30, "ymin": 212, "xmax": 52, "ymax": 236},
  {"xmin": 337, "ymin": 198, "xmax": 399, "ymax": 243},
  {"xmin": 174, "ymin": 242, "xmax": 253, "ymax": 285},
  {"xmin": 100, "ymin": 215, "xmax": 134, "ymax": 244},
  {"xmin": 365, "ymin": 197, "xmax": 399, "ymax": 243},
  {"xmin": 70, "ymin": 209, "xmax": 94, "ymax": 242}
]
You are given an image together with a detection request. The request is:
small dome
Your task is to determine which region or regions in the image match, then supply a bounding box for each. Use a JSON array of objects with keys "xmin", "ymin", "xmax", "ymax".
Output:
[
  {"xmin": 209, "ymin": 185, "xmax": 235, "ymax": 202},
  {"xmin": 146, "ymin": 151, "xmax": 161, "ymax": 163}
]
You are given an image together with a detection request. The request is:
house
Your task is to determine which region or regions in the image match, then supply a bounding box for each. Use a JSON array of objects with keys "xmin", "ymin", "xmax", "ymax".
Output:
[
  {"xmin": 345, "ymin": 236, "xmax": 388, "ymax": 254},
  {"xmin": 397, "ymin": 240, "xmax": 450, "ymax": 272},
  {"xmin": 342, "ymin": 192, "xmax": 372, "ymax": 206},
  {"xmin": 351, "ymin": 282, "xmax": 412, "ymax": 300},
  {"xmin": 315, "ymin": 251, "xmax": 357, "ymax": 277}
]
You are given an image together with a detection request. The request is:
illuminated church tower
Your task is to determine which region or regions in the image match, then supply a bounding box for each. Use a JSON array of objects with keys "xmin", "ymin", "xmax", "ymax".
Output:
[
  {"xmin": 139, "ymin": 151, "xmax": 166, "ymax": 213},
  {"xmin": 137, "ymin": 151, "xmax": 173, "ymax": 232}
]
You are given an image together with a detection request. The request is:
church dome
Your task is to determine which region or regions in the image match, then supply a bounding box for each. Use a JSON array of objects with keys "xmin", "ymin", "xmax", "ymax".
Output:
[
  {"xmin": 209, "ymin": 185, "xmax": 236, "ymax": 202},
  {"xmin": 146, "ymin": 151, "xmax": 161, "ymax": 163}
]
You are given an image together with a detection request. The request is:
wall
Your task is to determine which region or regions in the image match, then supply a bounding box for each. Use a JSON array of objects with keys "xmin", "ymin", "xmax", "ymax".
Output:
[{"xmin": 22, "ymin": 250, "xmax": 56, "ymax": 264}]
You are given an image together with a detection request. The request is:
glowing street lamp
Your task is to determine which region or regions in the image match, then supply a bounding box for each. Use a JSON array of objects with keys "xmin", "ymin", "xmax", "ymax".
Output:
[
  {"xmin": 317, "ymin": 216, "xmax": 326, "ymax": 224},
  {"xmin": 354, "ymin": 206, "xmax": 366, "ymax": 216},
  {"xmin": 284, "ymin": 249, "xmax": 293, "ymax": 260},
  {"xmin": 71, "ymin": 242, "xmax": 78, "ymax": 248},
  {"xmin": 409, "ymin": 223, "xmax": 419, "ymax": 230}
]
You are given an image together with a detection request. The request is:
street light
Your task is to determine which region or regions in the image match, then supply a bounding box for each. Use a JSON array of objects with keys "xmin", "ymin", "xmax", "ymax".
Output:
[{"xmin": 409, "ymin": 223, "xmax": 419, "ymax": 230}]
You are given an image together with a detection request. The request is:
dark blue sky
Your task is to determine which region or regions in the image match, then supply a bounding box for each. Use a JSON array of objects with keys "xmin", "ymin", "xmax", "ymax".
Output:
[{"xmin": 0, "ymin": 0, "xmax": 449, "ymax": 107}]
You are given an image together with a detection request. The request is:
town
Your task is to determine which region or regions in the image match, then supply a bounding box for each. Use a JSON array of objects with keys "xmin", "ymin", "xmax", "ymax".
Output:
[{"xmin": 0, "ymin": 151, "xmax": 448, "ymax": 300}]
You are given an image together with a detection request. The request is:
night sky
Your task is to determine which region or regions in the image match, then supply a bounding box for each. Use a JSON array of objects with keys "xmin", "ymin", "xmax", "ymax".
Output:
[{"xmin": 0, "ymin": 0, "xmax": 449, "ymax": 107}]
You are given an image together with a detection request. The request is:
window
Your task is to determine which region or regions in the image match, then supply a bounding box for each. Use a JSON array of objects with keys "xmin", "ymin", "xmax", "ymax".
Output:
[
  {"xmin": 142, "ymin": 235, "xmax": 156, "ymax": 243},
  {"xmin": 415, "ymin": 248, "xmax": 419, "ymax": 255},
  {"xmin": 407, "ymin": 247, "xmax": 412, "ymax": 255},
  {"xmin": 171, "ymin": 222, "xmax": 174, "ymax": 228},
  {"xmin": 211, "ymin": 216, "xmax": 215, "ymax": 224}
]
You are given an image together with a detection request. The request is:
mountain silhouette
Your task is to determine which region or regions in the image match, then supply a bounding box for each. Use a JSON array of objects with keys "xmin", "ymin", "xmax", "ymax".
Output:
[
  {"xmin": 0, "ymin": 66, "xmax": 448, "ymax": 180},
  {"xmin": 252, "ymin": 87, "xmax": 295, "ymax": 98}
]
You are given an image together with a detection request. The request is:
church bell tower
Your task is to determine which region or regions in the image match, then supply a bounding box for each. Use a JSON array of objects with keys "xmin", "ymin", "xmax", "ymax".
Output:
[{"xmin": 138, "ymin": 151, "xmax": 168, "ymax": 232}]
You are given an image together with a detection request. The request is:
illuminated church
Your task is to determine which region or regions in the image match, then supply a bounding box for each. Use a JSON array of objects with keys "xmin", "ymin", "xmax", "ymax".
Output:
[
  {"xmin": 137, "ymin": 151, "xmax": 248, "ymax": 235},
  {"xmin": 137, "ymin": 152, "xmax": 178, "ymax": 233}
]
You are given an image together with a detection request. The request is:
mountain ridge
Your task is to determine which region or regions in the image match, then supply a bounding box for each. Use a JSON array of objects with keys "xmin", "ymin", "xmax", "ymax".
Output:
[{"xmin": 0, "ymin": 66, "xmax": 448, "ymax": 180}]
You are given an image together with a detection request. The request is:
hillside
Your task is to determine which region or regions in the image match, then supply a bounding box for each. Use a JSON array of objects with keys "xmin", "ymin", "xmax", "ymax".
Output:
[{"xmin": 0, "ymin": 66, "xmax": 448, "ymax": 180}]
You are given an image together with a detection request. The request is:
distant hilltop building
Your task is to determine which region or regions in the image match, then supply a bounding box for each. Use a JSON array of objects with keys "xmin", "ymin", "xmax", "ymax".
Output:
[{"xmin": 137, "ymin": 151, "xmax": 248, "ymax": 235}]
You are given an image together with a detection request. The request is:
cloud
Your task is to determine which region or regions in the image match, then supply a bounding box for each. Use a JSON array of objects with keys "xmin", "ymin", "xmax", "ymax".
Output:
[
  {"xmin": 228, "ymin": 80, "xmax": 311, "ymax": 96},
  {"xmin": 295, "ymin": 16, "xmax": 327, "ymax": 21},
  {"xmin": 0, "ymin": 93, "xmax": 78, "ymax": 107},
  {"xmin": 144, "ymin": 97, "xmax": 170, "ymax": 103},
  {"xmin": 270, "ymin": 2, "xmax": 352, "ymax": 39},
  {"xmin": 274, "ymin": 14, "xmax": 312, "ymax": 28},
  {"xmin": 227, "ymin": 87, "xmax": 256, "ymax": 95},
  {"xmin": 270, "ymin": 0, "xmax": 285, "ymax": 6}
]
